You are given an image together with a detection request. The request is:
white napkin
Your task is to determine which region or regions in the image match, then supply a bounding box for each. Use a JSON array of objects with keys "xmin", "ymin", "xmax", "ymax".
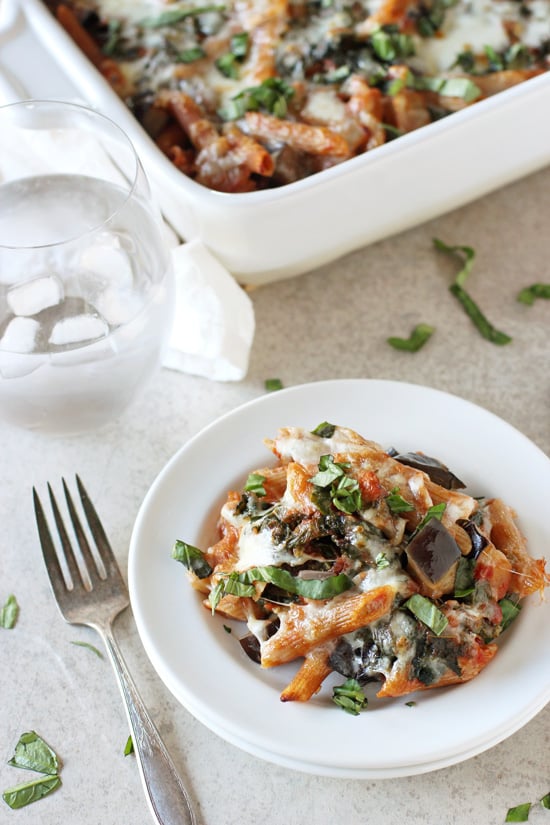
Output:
[
  {"xmin": 0, "ymin": 112, "xmax": 256, "ymax": 381},
  {"xmin": 164, "ymin": 240, "xmax": 255, "ymax": 381}
]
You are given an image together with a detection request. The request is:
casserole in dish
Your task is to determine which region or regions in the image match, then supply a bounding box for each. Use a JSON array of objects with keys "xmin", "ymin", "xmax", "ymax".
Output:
[{"xmin": 21, "ymin": 0, "xmax": 550, "ymax": 284}]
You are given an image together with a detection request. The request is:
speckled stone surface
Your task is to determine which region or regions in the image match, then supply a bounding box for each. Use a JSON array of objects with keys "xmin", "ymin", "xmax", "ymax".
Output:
[{"xmin": 1, "ymin": 164, "xmax": 550, "ymax": 825}]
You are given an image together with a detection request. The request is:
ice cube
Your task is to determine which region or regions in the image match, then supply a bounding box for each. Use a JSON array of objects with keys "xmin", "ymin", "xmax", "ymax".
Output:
[
  {"xmin": 49, "ymin": 313, "xmax": 109, "ymax": 347},
  {"xmin": 7, "ymin": 274, "xmax": 63, "ymax": 316},
  {"xmin": 95, "ymin": 286, "xmax": 144, "ymax": 326},
  {"xmin": 79, "ymin": 242, "xmax": 134, "ymax": 290},
  {"xmin": 0, "ymin": 316, "xmax": 40, "ymax": 352}
]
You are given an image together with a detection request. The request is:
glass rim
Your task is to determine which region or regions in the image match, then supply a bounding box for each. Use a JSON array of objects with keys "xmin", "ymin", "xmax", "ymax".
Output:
[{"xmin": 0, "ymin": 98, "xmax": 143, "ymax": 251}]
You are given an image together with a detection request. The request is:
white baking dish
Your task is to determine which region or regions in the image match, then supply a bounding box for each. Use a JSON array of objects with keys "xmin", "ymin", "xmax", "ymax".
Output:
[{"xmin": 18, "ymin": 0, "xmax": 550, "ymax": 285}]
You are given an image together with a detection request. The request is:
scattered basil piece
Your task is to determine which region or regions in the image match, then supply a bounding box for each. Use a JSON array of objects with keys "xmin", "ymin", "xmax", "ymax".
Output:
[
  {"xmin": 102, "ymin": 19, "xmax": 121, "ymax": 56},
  {"xmin": 216, "ymin": 52, "xmax": 239, "ymax": 78},
  {"xmin": 265, "ymin": 378, "xmax": 283, "ymax": 392},
  {"xmin": 405, "ymin": 594, "xmax": 448, "ymax": 636},
  {"xmin": 386, "ymin": 488, "xmax": 415, "ymax": 514},
  {"xmin": 218, "ymin": 77, "xmax": 295, "ymax": 120},
  {"xmin": 71, "ymin": 640, "xmax": 104, "ymax": 658},
  {"xmin": 332, "ymin": 679, "xmax": 368, "ymax": 715},
  {"xmin": 540, "ymin": 792, "xmax": 550, "ymax": 809},
  {"xmin": 310, "ymin": 456, "xmax": 363, "ymax": 514},
  {"xmin": 0, "ymin": 593, "xmax": 19, "ymax": 628},
  {"xmin": 2, "ymin": 775, "xmax": 61, "ymax": 810},
  {"xmin": 141, "ymin": 5, "xmax": 225, "ymax": 28},
  {"xmin": 331, "ymin": 475, "xmax": 362, "ymax": 514},
  {"xmin": 172, "ymin": 540, "xmax": 213, "ymax": 579},
  {"xmin": 223, "ymin": 624, "xmax": 232, "ymax": 633},
  {"xmin": 405, "ymin": 700, "xmax": 417, "ymax": 707},
  {"xmin": 244, "ymin": 473, "xmax": 267, "ymax": 497},
  {"xmin": 375, "ymin": 552, "xmax": 390, "ymax": 570},
  {"xmin": 415, "ymin": 75, "xmax": 481, "ymax": 102},
  {"xmin": 454, "ymin": 556, "xmax": 475, "ymax": 598},
  {"xmin": 433, "ymin": 238, "xmax": 512, "ymax": 345},
  {"xmin": 499, "ymin": 597, "xmax": 521, "ymax": 630},
  {"xmin": 505, "ymin": 802, "xmax": 531, "ymax": 822},
  {"xmin": 124, "ymin": 735, "xmax": 134, "ymax": 756},
  {"xmin": 8, "ymin": 731, "xmax": 59, "ymax": 776},
  {"xmin": 450, "ymin": 282, "xmax": 512, "ymax": 345},
  {"xmin": 412, "ymin": 503, "xmax": 446, "ymax": 538},
  {"xmin": 311, "ymin": 422, "xmax": 336, "ymax": 438},
  {"xmin": 387, "ymin": 323, "xmax": 435, "ymax": 352},
  {"xmin": 517, "ymin": 283, "xmax": 550, "ymax": 306},
  {"xmin": 230, "ymin": 31, "xmax": 249, "ymax": 57}
]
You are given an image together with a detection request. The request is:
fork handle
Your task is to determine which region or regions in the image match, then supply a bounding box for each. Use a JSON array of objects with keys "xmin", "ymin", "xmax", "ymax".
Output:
[{"xmin": 99, "ymin": 622, "xmax": 198, "ymax": 825}]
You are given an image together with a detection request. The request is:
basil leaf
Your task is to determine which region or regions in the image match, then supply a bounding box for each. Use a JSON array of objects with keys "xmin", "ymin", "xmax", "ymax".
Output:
[
  {"xmin": 230, "ymin": 31, "xmax": 249, "ymax": 58},
  {"xmin": 412, "ymin": 503, "xmax": 446, "ymax": 538},
  {"xmin": 219, "ymin": 77, "xmax": 295, "ymax": 120},
  {"xmin": 2, "ymin": 775, "xmax": 61, "ymax": 810},
  {"xmin": 387, "ymin": 323, "xmax": 434, "ymax": 352},
  {"xmin": 416, "ymin": 76, "xmax": 481, "ymax": 101},
  {"xmin": 8, "ymin": 731, "xmax": 59, "ymax": 776},
  {"xmin": 102, "ymin": 19, "xmax": 121, "ymax": 56},
  {"xmin": 309, "ymin": 455, "xmax": 347, "ymax": 488},
  {"xmin": 517, "ymin": 283, "xmax": 550, "ymax": 306},
  {"xmin": 540, "ymin": 793, "xmax": 550, "ymax": 809},
  {"xmin": 454, "ymin": 556, "xmax": 475, "ymax": 598},
  {"xmin": 172, "ymin": 540, "xmax": 213, "ymax": 579},
  {"xmin": 0, "ymin": 593, "xmax": 19, "ymax": 628},
  {"xmin": 500, "ymin": 597, "xmax": 521, "ymax": 630},
  {"xmin": 375, "ymin": 552, "xmax": 390, "ymax": 570},
  {"xmin": 70, "ymin": 640, "xmax": 104, "ymax": 658},
  {"xmin": 265, "ymin": 378, "xmax": 283, "ymax": 392},
  {"xmin": 505, "ymin": 803, "xmax": 531, "ymax": 822},
  {"xmin": 244, "ymin": 473, "xmax": 267, "ymax": 497},
  {"xmin": 386, "ymin": 488, "xmax": 415, "ymax": 514},
  {"xmin": 332, "ymin": 679, "xmax": 368, "ymax": 715},
  {"xmin": 238, "ymin": 565, "xmax": 353, "ymax": 600},
  {"xmin": 311, "ymin": 421, "xmax": 336, "ymax": 438},
  {"xmin": 141, "ymin": 5, "xmax": 225, "ymax": 27},
  {"xmin": 177, "ymin": 47, "xmax": 206, "ymax": 63},
  {"xmin": 124, "ymin": 735, "xmax": 134, "ymax": 756},
  {"xmin": 216, "ymin": 52, "xmax": 239, "ymax": 78},
  {"xmin": 331, "ymin": 475, "xmax": 362, "ymax": 514},
  {"xmin": 450, "ymin": 282, "xmax": 512, "ymax": 345},
  {"xmin": 405, "ymin": 594, "xmax": 448, "ymax": 636},
  {"xmin": 433, "ymin": 237, "xmax": 476, "ymax": 286}
]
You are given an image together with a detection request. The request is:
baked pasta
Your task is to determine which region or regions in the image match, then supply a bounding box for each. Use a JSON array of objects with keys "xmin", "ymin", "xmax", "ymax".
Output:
[
  {"xmin": 173, "ymin": 423, "xmax": 549, "ymax": 710},
  {"xmin": 46, "ymin": 0, "xmax": 550, "ymax": 192}
]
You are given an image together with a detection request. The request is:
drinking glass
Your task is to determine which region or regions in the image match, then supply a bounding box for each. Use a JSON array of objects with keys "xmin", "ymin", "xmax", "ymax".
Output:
[{"xmin": 0, "ymin": 99, "xmax": 173, "ymax": 434}]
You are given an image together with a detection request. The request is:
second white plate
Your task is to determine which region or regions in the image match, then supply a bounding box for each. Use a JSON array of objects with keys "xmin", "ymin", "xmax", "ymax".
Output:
[{"xmin": 128, "ymin": 379, "xmax": 550, "ymax": 777}]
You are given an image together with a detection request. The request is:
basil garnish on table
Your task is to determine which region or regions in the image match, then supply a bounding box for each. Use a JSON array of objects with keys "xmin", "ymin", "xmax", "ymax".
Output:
[
  {"xmin": 2, "ymin": 775, "xmax": 61, "ymax": 810},
  {"xmin": 0, "ymin": 593, "xmax": 19, "ymax": 628},
  {"xmin": 387, "ymin": 323, "xmax": 435, "ymax": 352},
  {"xmin": 2, "ymin": 732, "xmax": 62, "ymax": 810}
]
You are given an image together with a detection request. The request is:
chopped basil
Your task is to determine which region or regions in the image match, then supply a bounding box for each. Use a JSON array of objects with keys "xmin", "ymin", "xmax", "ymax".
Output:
[
  {"xmin": 223, "ymin": 624, "xmax": 232, "ymax": 633},
  {"xmin": 331, "ymin": 475, "xmax": 362, "ymax": 514},
  {"xmin": 102, "ymin": 19, "xmax": 121, "ymax": 56},
  {"xmin": 454, "ymin": 556, "xmax": 475, "ymax": 598},
  {"xmin": 0, "ymin": 593, "xmax": 19, "ymax": 628},
  {"xmin": 505, "ymin": 802, "xmax": 531, "ymax": 822},
  {"xmin": 216, "ymin": 52, "xmax": 239, "ymax": 78},
  {"xmin": 386, "ymin": 487, "xmax": 415, "ymax": 513},
  {"xmin": 8, "ymin": 732, "xmax": 60, "ymax": 776},
  {"xmin": 387, "ymin": 323, "xmax": 435, "ymax": 352},
  {"xmin": 375, "ymin": 552, "xmax": 390, "ymax": 570},
  {"xmin": 177, "ymin": 47, "xmax": 206, "ymax": 63},
  {"xmin": 210, "ymin": 565, "xmax": 353, "ymax": 611},
  {"xmin": 433, "ymin": 238, "xmax": 512, "ymax": 345},
  {"xmin": 2, "ymin": 775, "xmax": 61, "ymax": 810},
  {"xmin": 415, "ymin": 0, "xmax": 457, "ymax": 37},
  {"xmin": 517, "ymin": 283, "xmax": 550, "ymax": 306},
  {"xmin": 405, "ymin": 700, "xmax": 417, "ymax": 707},
  {"xmin": 370, "ymin": 27, "xmax": 415, "ymax": 62},
  {"xmin": 310, "ymin": 454, "xmax": 349, "ymax": 487},
  {"xmin": 218, "ymin": 77, "xmax": 295, "ymax": 120},
  {"xmin": 265, "ymin": 378, "xmax": 283, "ymax": 392},
  {"xmin": 499, "ymin": 597, "xmax": 521, "ymax": 630},
  {"xmin": 332, "ymin": 678, "xmax": 368, "ymax": 715},
  {"xmin": 140, "ymin": 5, "xmax": 226, "ymax": 28},
  {"xmin": 405, "ymin": 594, "xmax": 448, "ymax": 636},
  {"xmin": 172, "ymin": 540, "xmax": 213, "ymax": 579},
  {"xmin": 311, "ymin": 421, "xmax": 336, "ymax": 438},
  {"xmin": 415, "ymin": 76, "xmax": 481, "ymax": 102},
  {"xmin": 244, "ymin": 473, "xmax": 267, "ymax": 497},
  {"xmin": 230, "ymin": 31, "xmax": 249, "ymax": 58},
  {"xmin": 124, "ymin": 735, "xmax": 134, "ymax": 756},
  {"xmin": 540, "ymin": 793, "xmax": 550, "ymax": 809},
  {"xmin": 70, "ymin": 640, "xmax": 104, "ymax": 658}
]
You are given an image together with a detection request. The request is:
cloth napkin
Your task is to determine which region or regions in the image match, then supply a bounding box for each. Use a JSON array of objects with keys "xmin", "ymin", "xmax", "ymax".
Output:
[{"xmin": 0, "ymin": 111, "xmax": 256, "ymax": 381}]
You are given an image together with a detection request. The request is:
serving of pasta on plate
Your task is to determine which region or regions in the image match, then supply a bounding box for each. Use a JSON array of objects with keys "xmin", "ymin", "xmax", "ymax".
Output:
[{"xmin": 173, "ymin": 422, "xmax": 549, "ymax": 712}]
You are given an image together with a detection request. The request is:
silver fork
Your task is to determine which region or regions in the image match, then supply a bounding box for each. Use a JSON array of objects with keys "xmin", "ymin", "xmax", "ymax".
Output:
[{"xmin": 33, "ymin": 476, "xmax": 198, "ymax": 825}]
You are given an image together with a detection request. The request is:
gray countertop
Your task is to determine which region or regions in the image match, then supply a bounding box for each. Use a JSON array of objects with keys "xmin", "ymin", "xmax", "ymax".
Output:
[{"xmin": 1, "ymin": 164, "xmax": 550, "ymax": 825}]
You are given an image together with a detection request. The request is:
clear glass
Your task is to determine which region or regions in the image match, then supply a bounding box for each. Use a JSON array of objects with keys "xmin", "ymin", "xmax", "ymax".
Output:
[{"xmin": 0, "ymin": 100, "xmax": 173, "ymax": 434}]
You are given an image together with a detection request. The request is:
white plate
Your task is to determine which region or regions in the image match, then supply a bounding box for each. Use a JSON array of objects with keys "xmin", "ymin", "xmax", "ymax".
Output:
[{"xmin": 128, "ymin": 379, "xmax": 550, "ymax": 778}]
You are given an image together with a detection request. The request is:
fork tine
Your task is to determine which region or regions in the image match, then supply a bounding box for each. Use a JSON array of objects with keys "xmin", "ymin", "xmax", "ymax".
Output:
[
  {"xmin": 75, "ymin": 475, "xmax": 121, "ymax": 579},
  {"xmin": 62, "ymin": 478, "xmax": 104, "ymax": 585},
  {"xmin": 33, "ymin": 487, "xmax": 68, "ymax": 595},
  {"xmin": 47, "ymin": 482, "xmax": 90, "ymax": 590}
]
